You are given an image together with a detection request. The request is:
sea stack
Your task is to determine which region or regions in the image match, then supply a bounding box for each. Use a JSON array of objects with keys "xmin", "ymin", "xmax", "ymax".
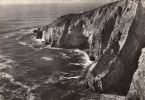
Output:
[{"xmin": 36, "ymin": 28, "xmax": 43, "ymax": 39}]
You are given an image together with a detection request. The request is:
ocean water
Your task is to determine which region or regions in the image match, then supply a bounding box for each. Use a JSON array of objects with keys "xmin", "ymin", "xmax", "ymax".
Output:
[
  {"xmin": 0, "ymin": 3, "xmax": 110, "ymax": 34},
  {"xmin": 0, "ymin": 2, "xmax": 109, "ymax": 100}
]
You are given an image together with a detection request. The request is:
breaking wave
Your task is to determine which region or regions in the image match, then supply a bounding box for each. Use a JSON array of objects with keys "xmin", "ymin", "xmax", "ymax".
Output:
[
  {"xmin": 40, "ymin": 57, "xmax": 53, "ymax": 61},
  {"xmin": 69, "ymin": 49, "xmax": 93, "ymax": 68},
  {"xmin": 0, "ymin": 27, "xmax": 94, "ymax": 100},
  {"xmin": 0, "ymin": 72, "xmax": 37, "ymax": 100},
  {"xmin": 19, "ymin": 42, "xmax": 28, "ymax": 46}
]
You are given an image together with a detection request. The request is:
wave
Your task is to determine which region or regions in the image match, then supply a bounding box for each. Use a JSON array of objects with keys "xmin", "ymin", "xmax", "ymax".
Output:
[
  {"xmin": 19, "ymin": 42, "xmax": 27, "ymax": 46},
  {"xmin": 61, "ymin": 90, "xmax": 77, "ymax": 99},
  {"xmin": 45, "ymin": 76, "xmax": 58, "ymax": 84},
  {"xmin": 61, "ymin": 76, "xmax": 81, "ymax": 80},
  {"xmin": 0, "ymin": 26, "xmax": 41, "ymax": 44},
  {"xmin": 19, "ymin": 41, "xmax": 38, "ymax": 50},
  {"xmin": 69, "ymin": 63, "xmax": 85, "ymax": 66},
  {"xmin": 15, "ymin": 36, "xmax": 22, "ymax": 40},
  {"xmin": 40, "ymin": 57, "xmax": 53, "ymax": 61},
  {"xmin": 1, "ymin": 28, "xmax": 32, "ymax": 40},
  {"xmin": 60, "ymin": 52, "xmax": 71, "ymax": 59},
  {"xmin": 0, "ymin": 55, "xmax": 14, "ymax": 70},
  {"xmin": 0, "ymin": 25, "xmax": 42, "ymax": 34},
  {"xmin": 32, "ymin": 34, "xmax": 66, "ymax": 51},
  {"xmin": 0, "ymin": 55, "xmax": 37, "ymax": 100},
  {"xmin": 44, "ymin": 46, "xmax": 64, "ymax": 50},
  {"xmin": 34, "ymin": 39, "xmax": 45, "ymax": 44},
  {"xmin": 1, "ymin": 32, "xmax": 17, "ymax": 40},
  {"xmin": 44, "ymin": 71, "xmax": 81, "ymax": 85},
  {"xmin": 0, "ymin": 72, "xmax": 36, "ymax": 100},
  {"xmin": 19, "ymin": 42, "xmax": 36, "ymax": 50},
  {"xmin": 70, "ymin": 49, "xmax": 93, "ymax": 68}
]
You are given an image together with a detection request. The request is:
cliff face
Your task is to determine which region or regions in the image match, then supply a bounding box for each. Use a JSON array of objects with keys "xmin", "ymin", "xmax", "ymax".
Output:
[
  {"xmin": 43, "ymin": 1, "xmax": 119, "ymax": 49},
  {"xmin": 43, "ymin": 0, "xmax": 145, "ymax": 95},
  {"xmin": 126, "ymin": 48, "xmax": 145, "ymax": 100},
  {"xmin": 87, "ymin": 0, "xmax": 145, "ymax": 95}
]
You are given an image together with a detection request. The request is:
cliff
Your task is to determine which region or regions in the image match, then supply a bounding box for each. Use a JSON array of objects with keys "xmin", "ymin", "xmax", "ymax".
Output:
[
  {"xmin": 86, "ymin": 0, "xmax": 145, "ymax": 95},
  {"xmin": 42, "ymin": 0, "xmax": 145, "ymax": 96},
  {"xmin": 126, "ymin": 48, "xmax": 145, "ymax": 100}
]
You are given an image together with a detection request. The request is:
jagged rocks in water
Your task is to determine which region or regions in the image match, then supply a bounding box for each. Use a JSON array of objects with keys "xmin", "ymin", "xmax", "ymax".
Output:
[
  {"xmin": 36, "ymin": 28, "xmax": 43, "ymax": 39},
  {"xmin": 126, "ymin": 48, "xmax": 145, "ymax": 100},
  {"xmin": 51, "ymin": 40, "xmax": 58, "ymax": 47},
  {"xmin": 45, "ymin": 41, "xmax": 50, "ymax": 45},
  {"xmin": 33, "ymin": 30, "xmax": 38, "ymax": 33},
  {"xmin": 36, "ymin": 31, "xmax": 43, "ymax": 39}
]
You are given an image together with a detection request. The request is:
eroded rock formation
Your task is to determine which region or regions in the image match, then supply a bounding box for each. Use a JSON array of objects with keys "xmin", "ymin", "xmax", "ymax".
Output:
[
  {"xmin": 86, "ymin": 0, "xmax": 145, "ymax": 95},
  {"xmin": 126, "ymin": 48, "xmax": 145, "ymax": 100},
  {"xmin": 42, "ymin": 0, "xmax": 145, "ymax": 96},
  {"xmin": 36, "ymin": 28, "xmax": 43, "ymax": 39}
]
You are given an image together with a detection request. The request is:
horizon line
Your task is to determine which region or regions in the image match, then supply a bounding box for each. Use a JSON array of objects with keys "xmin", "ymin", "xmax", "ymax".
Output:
[{"xmin": 0, "ymin": 0, "xmax": 118, "ymax": 5}]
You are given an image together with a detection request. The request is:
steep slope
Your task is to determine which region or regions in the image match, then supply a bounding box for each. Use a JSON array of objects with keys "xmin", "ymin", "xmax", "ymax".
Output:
[
  {"xmin": 42, "ymin": 1, "xmax": 119, "ymax": 49},
  {"xmin": 86, "ymin": 0, "xmax": 145, "ymax": 95},
  {"xmin": 42, "ymin": 0, "xmax": 145, "ymax": 95},
  {"xmin": 126, "ymin": 48, "xmax": 145, "ymax": 100}
]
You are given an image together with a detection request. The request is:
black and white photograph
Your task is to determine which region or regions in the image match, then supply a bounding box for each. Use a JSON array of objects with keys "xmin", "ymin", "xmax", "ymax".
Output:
[{"xmin": 0, "ymin": 0, "xmax": 145, "ymax": 100}]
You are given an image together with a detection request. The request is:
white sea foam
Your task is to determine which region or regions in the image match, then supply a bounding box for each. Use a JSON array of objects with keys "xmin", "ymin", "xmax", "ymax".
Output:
[
  {"xmin": 44, "ymin": 46, "xmax": 63, "ymax": 50},
  {"xmin": 70, "ymin": 49, "xmax": 93, "ymax": 68},
  {"xmin": 31, "ymin": 84, "xmax": 40, "ymax": 90},
  {"xmin": 44, "ymin": 71, "xmax": 80, "ymax": 84},
  {"xmin": 40, "ymin": 57, "xmax": 53, "ymax": 61},
  {"xmin": 0, "ymin": 72, "xmax": 36, "ymax": 100},
  {"xmin": 45, "ymin": 76, "xmax": 59, "ymax": 84},
  {"xmin": 0, "ymin": 63, "xmax": 11, "ymax": 70},
  {"xmin": 0, "ymin": 55, "xmax": 14, "ymax": 70},
  {"xmin": 60, "ymin": 52, "xmax": 67, "ymax": 56},
  {"xmin": 2, "ymin": 33, "xmax": 15, "ymax": 39},
  {"xmin": 60, "ymin": 52, "xmax": 71, "ymax": 59},
  {"xmin": 0, "ymin": 72, "xmax": 14, "ymax": 82},
  {"xmin": 62, "ymin": 55, "xmax": 71, "ymax": 59},
  {"xmin": 19, "ymin": 42, "xmax": 35, "ymax": 50},
  {"xmin": 32, "ymin": 37, "xmax": 45, "ymax": 46},
  {"xmin": 35, "ymin": 39, "xmax": 45, "ymax": 43},
  {"xmin": 0, "ymin": 55, "xmax": 36, "ymax": 100},
  {"xmin": 61, "ymin": 76, "xmax": 81, "ymax": 80},
  {"xmin": 19, "ymin": 42, "xmax": 27, "ymax": 46},
  {"xmin": 15, "ymin": 36, "xmax": 22, "ymax": 40},
  {"xmin": 19, "ymin": 28, "xmax": 36, "ymax": 35},
  {"xmin": 1, "ymin": 29, "xmax": 31, "ymax": 41},
  {"xmin": 61, "ymin": 72, "xmax": 69, "ymax": 75},
  {"xmin": 69, "ymin": 63, "xmax": 85, "ymax": 66},
  {"xmin": 28, "ymin": 44, "xmax": 34, "ymax": 49}
]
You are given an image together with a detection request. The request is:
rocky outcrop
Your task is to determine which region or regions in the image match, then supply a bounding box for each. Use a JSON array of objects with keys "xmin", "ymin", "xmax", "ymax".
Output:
[
  {"xmin": 43, "ymin": 13, "xmax": 90, "ymax": 49},
  {"xmin": 126, "ymin": 48, "xmax": 145, "ymax": 100},
  {"xmin": 42, "ymin": 0, "xmax": 145, "ymax": 96},
  {"xmin": 36, "ymin": 28, "xmax": 43, "ymax": 39}
]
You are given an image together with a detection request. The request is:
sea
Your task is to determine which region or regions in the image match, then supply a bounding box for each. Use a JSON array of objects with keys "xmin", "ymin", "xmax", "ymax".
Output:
[{"xmin": 0, "ymin": 2, "xmax": 111, "ymax": 100}]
